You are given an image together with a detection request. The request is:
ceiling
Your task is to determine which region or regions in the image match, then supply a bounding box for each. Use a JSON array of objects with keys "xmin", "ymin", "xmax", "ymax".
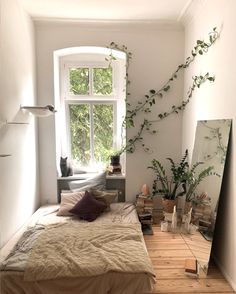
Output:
[{"xmin": 18, "ymin": 0, "xmax": 192, "ymax": 22}]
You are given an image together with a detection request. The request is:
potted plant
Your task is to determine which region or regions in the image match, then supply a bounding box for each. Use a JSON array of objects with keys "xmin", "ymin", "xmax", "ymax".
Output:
[
  {"xmin": 148, "ymin": 150, "xmax": 189, "ymax": 213},
  {"xmin": 182, "ymin": 162, "xmax": 216, "ymax": 213},
  {"xmin": 107, "ymin": 149, "xmax": 123, "ymax": 175}
]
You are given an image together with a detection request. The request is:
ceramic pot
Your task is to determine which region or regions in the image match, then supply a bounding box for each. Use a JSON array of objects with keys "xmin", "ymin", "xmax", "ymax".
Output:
[
  {"xmin": 109, "ymin": 155, "xmax": 122, "ymax": 174},
  {"xmin": 110, "ymin": 155, "xmax": 120, "ymax": 166},
  {"xmin": 162, "ymin": 198, "xmax": 177, "ymax": 213}
]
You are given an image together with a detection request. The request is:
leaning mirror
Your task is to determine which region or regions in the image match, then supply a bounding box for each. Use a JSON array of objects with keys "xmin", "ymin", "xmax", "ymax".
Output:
[{"xmin": 182, "ymin": 119, "xmax": 232, "ymax": 273}]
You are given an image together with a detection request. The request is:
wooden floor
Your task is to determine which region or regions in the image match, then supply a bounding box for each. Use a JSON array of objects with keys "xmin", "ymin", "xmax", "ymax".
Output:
[{"xmin": 144, "ymin": 225, "xmax": 235, "ymax": 294}]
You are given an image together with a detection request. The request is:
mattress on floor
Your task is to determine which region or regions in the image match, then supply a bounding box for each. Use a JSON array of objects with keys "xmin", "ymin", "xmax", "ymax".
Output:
[{"xmin": 0, "ymin": 203, "xmax": 155, "ymax": 294}]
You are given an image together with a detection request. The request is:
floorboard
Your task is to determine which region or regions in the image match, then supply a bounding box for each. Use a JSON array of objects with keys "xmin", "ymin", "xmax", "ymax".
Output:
[{"xmin": 144, "ymin": 225, "xmax": 235, "ymax": 294}]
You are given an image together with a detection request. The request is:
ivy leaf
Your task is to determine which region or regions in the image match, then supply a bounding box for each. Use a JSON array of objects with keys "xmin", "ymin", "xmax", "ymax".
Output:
[
  {"xmin": 208, "ymin": 76, "xmax": 215, "ymax": 82},
  {"xmin": 150, "ymin": 89, "xmax": 156, "ymax": 94},
  {"xmin": 163, "ymin": 85, "xmax": 170, "ymax": 92}
]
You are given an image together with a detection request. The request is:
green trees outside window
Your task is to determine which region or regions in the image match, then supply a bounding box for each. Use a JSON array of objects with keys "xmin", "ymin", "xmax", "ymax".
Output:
[
  {"xmin": 69, "ymin": 67, "xmax": 112, "ymax": 96},
  {"xmin": 69, "ymin": 104, "xmax": 113, "ymax": 166},
  {"xmin": 93, "ymin": 67, "xmax": 113, "ymax": 95},
  {"xmin": 68, "ymin": 66, "xmax": 114, "ymax": 167},
  {"xmin": 70, "ymin": 68, "xmax": 89, "ymax": 95}
]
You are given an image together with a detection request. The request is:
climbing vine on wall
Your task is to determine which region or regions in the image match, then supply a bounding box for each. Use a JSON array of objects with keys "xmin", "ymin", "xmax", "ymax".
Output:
[{"xmin": 107, "ymin": 27, "xmax": 219, "ymax": 155}]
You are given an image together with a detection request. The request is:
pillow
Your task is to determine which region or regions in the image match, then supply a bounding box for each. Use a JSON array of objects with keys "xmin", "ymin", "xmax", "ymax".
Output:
[
  {"xmin": 69, "ymin": 172, "xmax": 106, "ymax": 192},
  {"xmin": 69, "ymin": 190, "xmax": 107, "ymax": 222},
  {"xmin": 91, "ymin": 190, "xmax": 118, "ymax": 211},
  {"xmin": 57, "ymin": 191, "xmax": 85, "ymax": 216}
]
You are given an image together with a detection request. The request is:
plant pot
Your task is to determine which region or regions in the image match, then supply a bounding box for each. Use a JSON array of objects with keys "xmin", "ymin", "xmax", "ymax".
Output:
[
  {"xmin": 109, "ymin": 155, "xmax": 122, "ymax": 174},
  {"xmin": 110, "ymin": 155, "xmax": 120, "ymax": 166},
  {"xmin": 184, "ymin": 201, "xmax": 192, "ymax": 214},
  {"xmin": 162, "ymin": 198, "xmax": 177, "ymax": 213}
]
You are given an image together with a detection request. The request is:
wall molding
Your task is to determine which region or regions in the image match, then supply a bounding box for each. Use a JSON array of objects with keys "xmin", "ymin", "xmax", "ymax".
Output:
[
  {"xmin": 179, "ymin": 0, "xmax": 207, "ymax": 26},
  {"xmin": 34, "ymin": 18, "xmax": 184, "ymax": 30}
]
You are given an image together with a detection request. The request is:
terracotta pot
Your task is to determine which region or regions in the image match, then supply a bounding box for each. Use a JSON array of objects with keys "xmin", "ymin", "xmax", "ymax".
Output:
[{"xmin": 162, "ymin": 198, "xmax": 177, "ymax": 213}]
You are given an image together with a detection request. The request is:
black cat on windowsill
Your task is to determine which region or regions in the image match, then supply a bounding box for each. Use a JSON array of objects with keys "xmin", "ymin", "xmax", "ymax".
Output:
[{"xmin": 60, "ymin": 157, "xmax": 73, "ymax": 177}]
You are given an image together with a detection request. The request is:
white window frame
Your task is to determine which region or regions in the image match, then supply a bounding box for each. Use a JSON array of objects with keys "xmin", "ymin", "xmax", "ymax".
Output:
[
  {"xmin": 65, "ymin": 100, "xmax": 117, "ymax": 166},
  {"xmin": 60, "ymin": 55, "xmax": 125, "ymax": 169}
]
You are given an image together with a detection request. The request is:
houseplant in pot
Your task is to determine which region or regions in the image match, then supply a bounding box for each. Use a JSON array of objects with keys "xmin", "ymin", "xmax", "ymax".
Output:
[
  {"xmin": 182, "ymin": 162, "xmax": 216, "ymax": 213},
  {"xmin": 107, "ymin": 149, "xmax": 123, "ymax": 175},
  {"xmin": 148, "ymin": 150, "xmax": 189, "ymax": 213}
]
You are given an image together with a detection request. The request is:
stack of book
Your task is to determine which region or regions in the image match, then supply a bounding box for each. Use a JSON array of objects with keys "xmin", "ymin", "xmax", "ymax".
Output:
[
  {"xmin": 185, "ymin": 259, "xmax": 199, "ymax": 278},
  {"xmin": 138, "ymin": 212, "xmax": 153, "ymax": 224},
  {"xmin": 135, "ymin": 194, "xmax": 153, "ymax": 225}
]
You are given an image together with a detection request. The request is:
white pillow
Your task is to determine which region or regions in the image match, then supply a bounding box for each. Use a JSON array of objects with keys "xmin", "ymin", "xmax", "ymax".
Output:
[
  {"xmin": 57, "ymin": 191, "xmax": 85, "ymax": 216},
  {"xmin": 69, "ymin": 172, "xmax": 106, "ymax": 192}
]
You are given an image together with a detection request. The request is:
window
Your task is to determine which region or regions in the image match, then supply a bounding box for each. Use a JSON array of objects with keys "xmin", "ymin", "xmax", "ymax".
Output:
[{"xmin": 59, "ymin": 49, "xmax": 126, "ymax": 170}]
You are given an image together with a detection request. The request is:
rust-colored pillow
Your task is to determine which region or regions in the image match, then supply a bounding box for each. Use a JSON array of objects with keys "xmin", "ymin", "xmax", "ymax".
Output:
[{"xmin": 69, "ymin": 191, "xmax": 107, "ymax": 222}]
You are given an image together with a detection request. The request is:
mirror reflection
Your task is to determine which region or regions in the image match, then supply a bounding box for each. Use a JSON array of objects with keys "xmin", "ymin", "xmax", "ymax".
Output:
[{"xmin": 183, "ymin": 119, "xmax": 232, "ymax": 272}]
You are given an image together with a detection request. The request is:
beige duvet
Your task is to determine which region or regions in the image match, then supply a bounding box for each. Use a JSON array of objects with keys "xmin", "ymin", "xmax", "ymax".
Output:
[{"xmin": 1, "ymin": 203, "xmax": 155, "ymax": 294}]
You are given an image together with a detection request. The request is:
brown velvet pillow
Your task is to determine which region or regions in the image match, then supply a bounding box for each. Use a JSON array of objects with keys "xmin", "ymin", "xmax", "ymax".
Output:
[{"xmin": 69, "ymin": 190, "xmax": 107, "ymax": 222}]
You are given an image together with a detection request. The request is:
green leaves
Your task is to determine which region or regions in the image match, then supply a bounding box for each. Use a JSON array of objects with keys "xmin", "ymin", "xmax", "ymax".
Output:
[{"xmin": 106, "ymin": 27, "xmax": 219, "ymax": 156}]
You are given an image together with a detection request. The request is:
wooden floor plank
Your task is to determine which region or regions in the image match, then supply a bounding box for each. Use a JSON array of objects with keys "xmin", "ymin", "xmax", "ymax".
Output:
[
  {"xmin": 148, "ymin": 249, "xmax": 194, "ymax": 258},
  {"xmin": 152, "ymin": 278, "xmax": 234, "ymax": 293},
  {"xmin": 154, "ymin": 268, "xmax": 224, "ymax": 279},
  {"xmin": 145, "ymin": 242, "xmax": 189, "ymax": 250},
  {"xmin": 145, "ymin": 225, "xmax": 235, "ymax": 294}
]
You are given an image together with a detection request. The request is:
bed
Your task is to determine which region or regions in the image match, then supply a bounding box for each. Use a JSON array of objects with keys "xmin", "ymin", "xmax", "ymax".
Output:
[{"xmin": 0, "ymin": 201, "xmax": 155, "ymax": 294}]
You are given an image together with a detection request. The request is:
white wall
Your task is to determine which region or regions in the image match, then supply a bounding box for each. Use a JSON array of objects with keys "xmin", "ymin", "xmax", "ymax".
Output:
[
  {"xmin": 0, "ymin": 0, "xmax": 39, "ymax": 247},
  {"xmin": 35, "ymin": 21, "xmax": 184, "ymax": 203},
  {"xmin": 182, "ymin": 0, "xmax": 236, "ymax": 289}
]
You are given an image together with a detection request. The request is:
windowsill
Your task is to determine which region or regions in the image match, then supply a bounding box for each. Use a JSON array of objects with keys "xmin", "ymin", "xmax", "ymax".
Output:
[
  {"xmin": 57, "ymin": 173, "xmax": 126, "ymax": 181},
  {"xmin": 106, "ymin": 174, "xmax": 125, "ymax": 179}
]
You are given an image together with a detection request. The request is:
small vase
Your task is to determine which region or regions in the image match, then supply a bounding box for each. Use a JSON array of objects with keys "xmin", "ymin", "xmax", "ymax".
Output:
[
  {"xmin": 184, "ymin": 201, "xmax": 192, "ymax": 214},
  {"xmin": 162, "ymin": 198, "xmax": 177, "ymax": 213}
]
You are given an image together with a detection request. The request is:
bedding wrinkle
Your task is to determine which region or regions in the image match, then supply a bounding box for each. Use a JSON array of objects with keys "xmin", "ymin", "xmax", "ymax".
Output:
[
  {"xmin": 24, "ymin": 222, "xmax": 155, "ymax": 281},
  {"xmin": 1, "ymin": 204, "xmax": 155, "ymax": 293}
]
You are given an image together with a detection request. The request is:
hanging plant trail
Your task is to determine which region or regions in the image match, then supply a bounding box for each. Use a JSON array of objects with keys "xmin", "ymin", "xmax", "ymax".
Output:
[{"xmin": 107, "ymin": 27, "xmax": 219, "ymax": 155}]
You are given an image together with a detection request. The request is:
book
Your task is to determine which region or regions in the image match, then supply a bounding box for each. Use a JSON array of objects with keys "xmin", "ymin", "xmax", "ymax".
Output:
[
  {"xmin": 185, "ymin": 271, "xmax": 199, "ymax": 278},
  {"xmin": 185, "ymin": 259, "xmax": 198, "ymax": 277}
]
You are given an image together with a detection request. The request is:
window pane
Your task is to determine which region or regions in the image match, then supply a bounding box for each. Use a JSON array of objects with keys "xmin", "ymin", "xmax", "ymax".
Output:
[
  {"xmin": 93, "ymin": 67, "xmax": 113, "ymax": 95},
  {"xmin": 69, "ymin": 104, "xmax": 90, "ymax": 166},
  {"xmin": 93, "ymin": 104, "xmax": 113, "ymax": 163},
  {"xmin": 69, "ymin": 68, "xmax": 89, "ymax": 95}
]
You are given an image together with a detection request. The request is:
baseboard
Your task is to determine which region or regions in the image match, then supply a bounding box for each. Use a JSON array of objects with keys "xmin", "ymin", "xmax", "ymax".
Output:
[{"xmin": 212, "ymin": 254, "xmax": 236, "ymax": 291}]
